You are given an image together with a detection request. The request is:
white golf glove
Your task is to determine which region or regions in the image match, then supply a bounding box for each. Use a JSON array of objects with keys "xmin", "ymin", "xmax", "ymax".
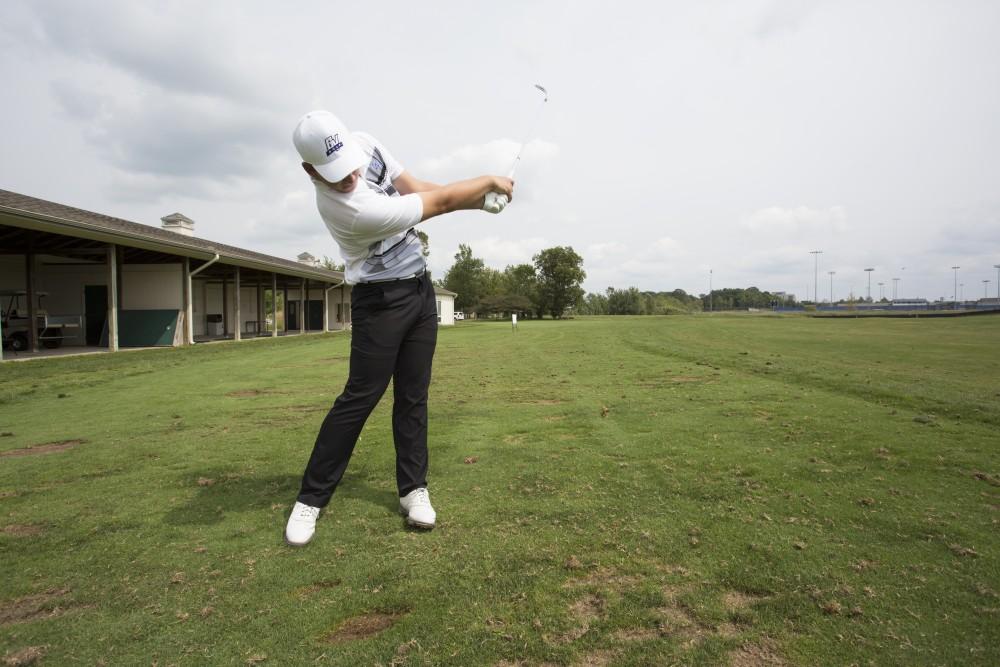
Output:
[{"xmin": 483, "ymin": 192, "xmax": 509, "ymax": 214}]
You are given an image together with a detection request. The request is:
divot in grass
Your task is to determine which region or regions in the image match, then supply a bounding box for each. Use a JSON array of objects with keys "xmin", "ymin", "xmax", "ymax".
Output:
[
  {"xmin": 551, "ymin": 594, "xmax": 605, "ymax": 644},
  {"xmin": 0, "ymin": 439, "xmax": 85, "ymax": 458},
  {"xmin": 2, "ymin": 524, "xmax": 44, "ymax": 537},
  {"xmin": 1, "ymin": 645, "xmax": 46, "ymax": 666},
  {"xmin": 322, "ymin": 610, "xmax": 407, "ymax": 643},
  {"xmin": 0, "ymin": 588, "xmax": 72, "ymax": 627},
  {"xmin": 728, "ymin": 639, "xmax": 787, "ymax": 666}
]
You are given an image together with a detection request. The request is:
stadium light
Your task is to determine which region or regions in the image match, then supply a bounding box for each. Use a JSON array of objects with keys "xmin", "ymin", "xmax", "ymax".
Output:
[
  {"xmin": 984, "ymin": 280, "xmax": 990, "ymax": 298},
  {"xmin": 952, "ymin": 266, "xmax": 960, "ymax": 309},
  {"xmin": 810, "ymin": 251, "xmax": 822, "ymax": 304},
  {"xmin": 864, "ymin": 268, "xmax": 874, "ymax": 301},
  {"xmin": 828, "ymin": 271, "xmax": 835, "ymax": 304},
  {"xmin": 878, "ymin": 282, "xmax": 884, "ymax": 300}
]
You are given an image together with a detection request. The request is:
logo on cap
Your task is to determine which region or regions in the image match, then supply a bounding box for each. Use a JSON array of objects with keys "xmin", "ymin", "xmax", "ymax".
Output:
[{"xmin": 324, "ymin": 134, "xmax": 344, "ymax": 157}]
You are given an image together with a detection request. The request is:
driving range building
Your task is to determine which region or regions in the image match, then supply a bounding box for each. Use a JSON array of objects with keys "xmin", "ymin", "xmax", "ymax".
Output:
[{"xmin": 0, "ymin": 189, "xmax": 457, "ymax": 361}]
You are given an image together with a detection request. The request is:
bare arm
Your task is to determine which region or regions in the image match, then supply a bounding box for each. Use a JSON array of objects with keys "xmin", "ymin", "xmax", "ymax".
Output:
[
  {"xmin": 417, "ymin": 176, "xmax": 514, "ymax": 221},
  {"xmin": 393, "ymin": 171, "xmax": 440, "ymax": 195}
]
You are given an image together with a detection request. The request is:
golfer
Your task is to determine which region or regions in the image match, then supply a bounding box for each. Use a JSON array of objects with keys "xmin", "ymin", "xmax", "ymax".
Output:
[{"xmin": 285, "ymin": 110, "xmax": 513, "ymax": 546}]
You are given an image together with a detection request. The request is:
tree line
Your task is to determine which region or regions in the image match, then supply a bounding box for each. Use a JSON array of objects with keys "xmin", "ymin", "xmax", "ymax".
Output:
[
  {"xmin": 434, "ymin": 243, "xmax": 795, "ymax": 318},
  {"xmin": 438, "ymin": 244, "xmax": 586, "ymax": 319}
]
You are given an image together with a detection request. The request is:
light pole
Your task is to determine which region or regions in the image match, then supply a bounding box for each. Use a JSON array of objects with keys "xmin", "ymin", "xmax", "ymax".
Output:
[
  {"xmin": 984, "ymin": 280, "xmax": 990, "ymax": 299},
  {"xmin": 994, "ymin": 265, "xmax": 1000, "ymax": 298},
  {"xmin": 878, "ymin": 282, "xmax": 884, "ymax": 301},
  {"xmin": 810, "ymin": 250, "xmax": 822, "ymax": 304},
  {"xmin": 892, "ymin": 277, "xmax": 899, "ymax": 300},
  {"xmin": 865, "ymin": 268, "xmax": 874, "ymax": 302},
  {"xmin": 960, "ymin": 283, "xmax": 964, "ymax": 302},
  {"xmin": 828, "ymin": 271, "xmax": 835, "ymax": 304},
  {"xmin": 952, "ymin": 266, "xmax": 960, "ymax": 309}
]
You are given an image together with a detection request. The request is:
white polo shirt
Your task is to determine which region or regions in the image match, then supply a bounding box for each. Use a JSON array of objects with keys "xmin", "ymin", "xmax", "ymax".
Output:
[{"xmin": 312, "ymin": 132, "xmax": 426, "ymax": 285}]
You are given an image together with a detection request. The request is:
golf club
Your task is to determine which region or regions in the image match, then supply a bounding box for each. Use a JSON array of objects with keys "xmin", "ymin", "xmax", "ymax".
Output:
[
  {"xmin": 508, "ymin": 83, "xmax": 548, "ymax": 179},
  {"xmin": 484, "ymin": 84, "xmax": 548, "ymax": 212}
]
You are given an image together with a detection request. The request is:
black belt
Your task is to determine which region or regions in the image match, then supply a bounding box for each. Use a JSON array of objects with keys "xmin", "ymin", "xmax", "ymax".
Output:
[{"xmin": 360, "ymin": 269, "xmax": 425, "ymax": 285}]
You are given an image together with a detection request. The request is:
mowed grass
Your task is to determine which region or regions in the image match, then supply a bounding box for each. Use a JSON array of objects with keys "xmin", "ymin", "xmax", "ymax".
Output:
[{"xmin": 1, "ymin": 314, "xmax": 998, "ymax": 666}]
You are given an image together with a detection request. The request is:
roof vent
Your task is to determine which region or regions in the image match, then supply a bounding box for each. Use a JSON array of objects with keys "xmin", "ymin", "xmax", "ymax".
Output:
[
  {"xmin": 161, "ymin": 212, "xmax": 195, "ymax": 237},
  {"xmin": 297, "ymin": 252, "xmax": 319, "ymax": 267}
]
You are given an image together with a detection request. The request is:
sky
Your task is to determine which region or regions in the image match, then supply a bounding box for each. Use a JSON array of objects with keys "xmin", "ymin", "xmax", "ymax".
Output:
[{"xmin": 1, "ymin": 0, "xmax": 999, "ymax": 302}]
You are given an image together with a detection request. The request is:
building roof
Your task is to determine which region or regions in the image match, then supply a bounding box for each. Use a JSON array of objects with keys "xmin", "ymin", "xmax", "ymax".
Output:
[{"xmin": 0, "ymin": 189, "xmax": 343, "ymax": 283}]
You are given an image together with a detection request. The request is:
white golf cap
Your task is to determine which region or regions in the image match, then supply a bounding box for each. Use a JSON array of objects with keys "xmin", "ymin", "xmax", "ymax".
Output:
[{"xmin": 292, "ymin": 110, "xmax": 368, "ymax": 183}]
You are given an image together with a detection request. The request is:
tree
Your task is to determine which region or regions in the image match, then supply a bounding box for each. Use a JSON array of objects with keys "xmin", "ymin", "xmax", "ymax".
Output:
[
  {"xmin": 502, "ymin": 264, "xmax": 539, "ymax": 317},
  {"xmin": 321, "ymin": 255, "xmax": 345, "ymax": 272},
  {"xmin": 580, "ymin": 292, "xmax": 609, "ymax": 315},
  {"xmin": 442, "ymin": 244, "xmax": 487, "ymax": 312},
  {"xmin": 533, "ymin": 246, "xmax": 586, "ymax": 319},
  {"xmin": 607, "ymin": 286, "xmax": 642, "ymax": 314},
  {"xmin": 416, "ymin": 230, "xmax": 430, "ymax": 258}
]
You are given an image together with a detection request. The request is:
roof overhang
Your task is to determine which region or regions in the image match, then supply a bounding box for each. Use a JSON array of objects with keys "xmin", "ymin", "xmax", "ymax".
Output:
[{"xmin": 0, "ymin": 202, "xmax": 343, "ymax": 283}]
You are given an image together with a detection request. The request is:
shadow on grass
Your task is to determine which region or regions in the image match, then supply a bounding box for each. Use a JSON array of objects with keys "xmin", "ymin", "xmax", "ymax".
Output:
[{"xmin": 162, "ymin": 473, "xmax": 398, "ymax": 525}]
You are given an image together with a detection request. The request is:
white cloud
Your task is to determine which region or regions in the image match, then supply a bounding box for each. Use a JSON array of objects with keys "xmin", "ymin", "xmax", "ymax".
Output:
[
  {"xmin": 417, "ymin": 139, "xmax": 559, "ymax": 183},
  {"xmin": 741, "ymin": 206, "xmax": 848, "ymax": 234}
]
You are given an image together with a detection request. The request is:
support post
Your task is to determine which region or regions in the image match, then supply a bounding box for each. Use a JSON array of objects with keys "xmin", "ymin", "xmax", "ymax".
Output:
[
  {"xmin": 222, "ymin": 274, "xmax": 229, "ymax": 337},
  {"xmin": 183, "ymin": 257, "xmax": 193, "ymax": 345},
  {"xmin": 272, "ymin": 273, "xmax": 278, "ymax": 338},
  {"xmin": 234, "ymin": 266, "xmax": 242, "ymax": 342},
  {"xmin": 108, "ymin": 244, "xmax": 120, "ymax": 352},
  {"xmin": 300, "ymin": 279, "xmax": 306, "ymax": 335},
  {"xmin": 323, "ymin": 282, "xmax": 330, "ymax": 332},
  {"xmin": 256, "ymin": 276, "xmax": 263, "ymax": 337},
  {"xmin": 26, "ymin": 249, "xmax": 39, "ymax": 353}
]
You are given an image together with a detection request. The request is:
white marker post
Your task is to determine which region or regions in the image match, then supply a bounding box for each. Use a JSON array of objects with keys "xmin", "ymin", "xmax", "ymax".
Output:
[{"xmin": 512, "ymin": 312, "xmax": 518, "ymax": 333}]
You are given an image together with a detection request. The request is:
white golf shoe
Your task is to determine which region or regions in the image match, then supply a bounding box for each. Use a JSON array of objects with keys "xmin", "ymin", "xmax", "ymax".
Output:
[
  {"xmin": 399, "ymin": 488, "xmax": 436, "ymax": 529},
  {"xmin": 285, "ymin": 501, "xmax": 321, "ymax": 546}
]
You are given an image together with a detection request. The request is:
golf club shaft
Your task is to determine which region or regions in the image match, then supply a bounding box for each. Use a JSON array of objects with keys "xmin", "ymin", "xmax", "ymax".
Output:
[{"xmin": 508, "ymin": 85, "xmax": 548, "ymax": 179}]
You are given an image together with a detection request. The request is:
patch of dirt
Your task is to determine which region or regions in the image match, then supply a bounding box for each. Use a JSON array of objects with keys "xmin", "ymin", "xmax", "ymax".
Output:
[
  {"xmin": 723, "ymin": 591, "xmax": 769, "ymax": 612},
  {"xmin": 520, "ymin": 399, "xmax": 565, "ymax": 405},
  {"xmin": 949, "ymin": 543, "xmax": 979, "ymax": 557},
  {"xmin": 294, "ymin": 580, "xmax": 342, "ymax": 598},
  {"xmin": 2, "ymin": 646, "xmax": 46, "ymax": 666},
  {"xmin": 0, "ymin": 589, "xmax": 70, "ymax": 627},
  {"xmin": 715, "ymin": 622, "xmax": 742, "ymax": 638},
  {"xmin": 0, "ymin": 440, "xmax": 85, "ymax": 458},
  {"xmin": 612, "ymin": 627, "xmax": 660, "ymax": 641},
  {"xmin": 728, "ymin": 639, "xmax": 787, "ymax": 666},
  {"xmin": 571, "ymin": 649, "xmax": 619, "ymax": 666},
  {"xmin": 972, "ymin": 471, "xmax": 999, "ymax": 487},
  {"xmin": 2, "ymin": 525, "xmax": 44, "ymax": 537},
  {"xmin": 657, "ymin": 605, "xmax": 700, "ymax": 636},
  {"xmin": 503, "ymin": 434, "xmax": 527, "ymax": 445},
  {"xmin": 661, "ymin": 582, "xmax": 695, "ymax": 602},
  {"xmin": 321, "ymin": 611, "xmax": 405, "ymax": 643},
  {"xmin": 543, "ymin": 415, "xmax": 566, "ymax": 422},
  {"xmin": 655, "ymin": 564, "xmax": 693, "ymax": 577},
  {"xmin": 563, "ymin": 566, "xmax": 641, "ymax": 589},
  {"xmin": 281, "ymin": 404, "xmax": 327, "ymax": 414},
  {"xmin": 226, "ymin": 389, "xmax": 285, "ymax": 398},
  {"xmin": 552, "ymin": 594, "xmax": 605, "ymax": 644}
]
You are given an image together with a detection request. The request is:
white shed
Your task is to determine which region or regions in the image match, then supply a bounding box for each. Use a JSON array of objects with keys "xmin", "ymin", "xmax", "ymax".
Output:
[{"xmin": 435, "ymin": 287, "xmax": 457, "ymax": 326}]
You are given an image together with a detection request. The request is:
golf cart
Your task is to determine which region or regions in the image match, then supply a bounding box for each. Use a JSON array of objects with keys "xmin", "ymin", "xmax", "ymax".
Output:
[{"xmin": 1, "ymin": 290, "xmax": 80, "ymax": 352}]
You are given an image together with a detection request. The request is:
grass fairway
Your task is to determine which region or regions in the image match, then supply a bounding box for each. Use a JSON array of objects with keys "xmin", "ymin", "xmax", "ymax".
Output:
[{"xmin": 2, "ymin": 314, "xmax": 999, "ymax": 666}]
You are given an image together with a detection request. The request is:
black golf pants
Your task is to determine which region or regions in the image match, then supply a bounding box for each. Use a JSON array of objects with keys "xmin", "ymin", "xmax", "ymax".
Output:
[{"xmin": 297, "ymin": 272, "xmax": 438, "ymax": 507}]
